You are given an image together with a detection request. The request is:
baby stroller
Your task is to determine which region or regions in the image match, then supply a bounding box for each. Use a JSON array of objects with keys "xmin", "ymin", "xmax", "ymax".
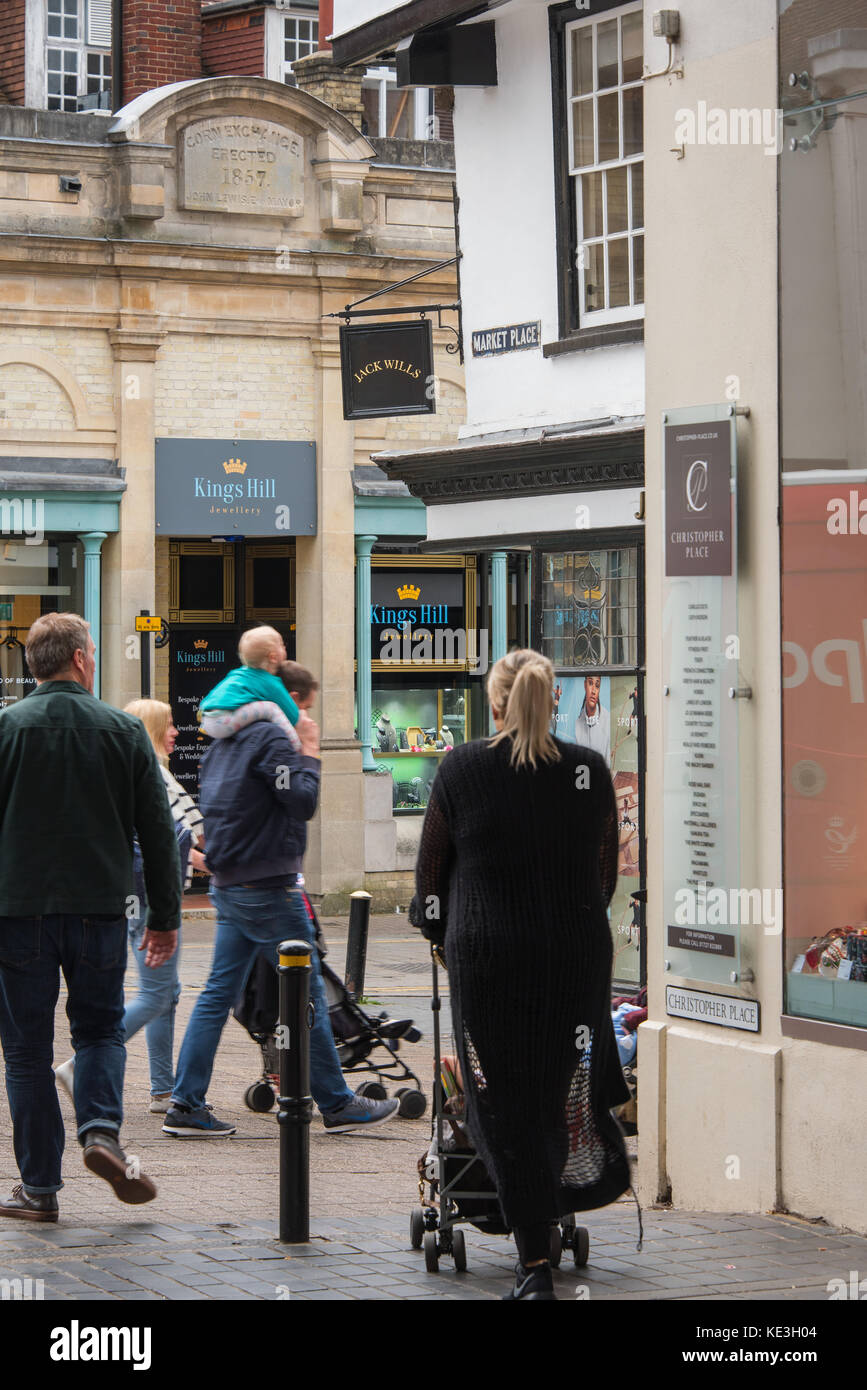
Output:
[
  {"xmin": 233, "ymin": 888, "xmax": 427, "ymax": 1119},
  {"xmin": 409, "ymin": 944, "xmax": 590, "ymax": 1272}
]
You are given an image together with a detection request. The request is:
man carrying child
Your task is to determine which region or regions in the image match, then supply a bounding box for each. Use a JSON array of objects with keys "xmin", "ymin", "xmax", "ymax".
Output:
[{"xmin": 163, "ymin": 626, "xmax": 398, "ymax": 1136}]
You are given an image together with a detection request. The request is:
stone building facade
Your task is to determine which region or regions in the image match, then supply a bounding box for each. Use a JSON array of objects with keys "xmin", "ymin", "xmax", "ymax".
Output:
[{"xmin": 0, "ymin": 76, "xmax": 464, "ymax": 908}]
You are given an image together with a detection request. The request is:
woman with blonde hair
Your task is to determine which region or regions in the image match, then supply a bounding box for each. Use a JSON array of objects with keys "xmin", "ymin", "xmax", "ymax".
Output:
[
  {"xmin": 410, "ymin": 649, "xmax": 631, "ymax": 1300},
  {"xmin": 55, "ymin": 700, "xmax": 205, "ymax": 1112}
]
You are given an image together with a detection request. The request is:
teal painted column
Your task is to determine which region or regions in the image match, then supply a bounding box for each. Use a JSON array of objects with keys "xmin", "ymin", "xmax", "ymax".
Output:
[
  {"xmin": 355, "ymin": 534, "xmax": 377, "ymax": 771},
  {"xmin": 79, "ymin": 532, "xmax": 107, "ymax": 698},
  {"xmin": 491, "ymin": 549, "xmax": 508, "ymax": 666}
]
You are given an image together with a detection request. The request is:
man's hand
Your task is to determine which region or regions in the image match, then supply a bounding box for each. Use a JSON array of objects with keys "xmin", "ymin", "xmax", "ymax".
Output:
[
  {"xmin": 297, "ymin": 711, "xmax": 320, "ymax": 758},
  {"xmin": 141, "ymin": 928, "xmax": 178, "ymax": 968},
  {"xmin": 190, "ymin": 848, "xmax": 210, "ymax": 874}
]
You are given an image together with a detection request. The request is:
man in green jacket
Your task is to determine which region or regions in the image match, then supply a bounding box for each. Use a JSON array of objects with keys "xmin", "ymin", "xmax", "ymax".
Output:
[{"xmin": 0, "ymin": 612, "xmax": 181, "ymax": 1221}]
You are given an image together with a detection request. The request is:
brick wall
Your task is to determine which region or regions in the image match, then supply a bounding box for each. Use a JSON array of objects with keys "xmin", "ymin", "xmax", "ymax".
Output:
[
  {"xmin": 123, "ymin": 0, "xmax": 203, "ymax": 104},
  {"xmin": 0, "ymin": 0, "xmax": 25, "ymax": 106},
  {"xmin": 202, "ymin": 8, "xmax": 266, "ymax": 78}
]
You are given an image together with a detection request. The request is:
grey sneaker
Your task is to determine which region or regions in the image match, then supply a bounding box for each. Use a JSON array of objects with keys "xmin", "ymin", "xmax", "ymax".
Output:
[
  {"xmin": 162, "ymin": 1105, "xmax": 236, "ymax": 1138},
  {"xmin": 322, "ymin": 1095, "xmax": 400, "ymax": 1134}
]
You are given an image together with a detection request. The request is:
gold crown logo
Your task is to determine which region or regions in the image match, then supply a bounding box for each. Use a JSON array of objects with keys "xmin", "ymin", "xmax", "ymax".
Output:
[
  {"xmin": 223, "ymin": 458, "xmax": 247, "ymax": 475},
  {"xmin": 397, "ymin": 583, "xmax": 421, "ymax": 601},
  {"xmin": 193, "ymin": 639, "xmax": 208, "ymax": 650}
]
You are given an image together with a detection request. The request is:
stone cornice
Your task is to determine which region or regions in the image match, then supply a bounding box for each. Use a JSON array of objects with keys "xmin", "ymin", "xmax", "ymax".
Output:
[{"xmin": 108, "ymin": 328, "xmax": 166, "ymax": 361}]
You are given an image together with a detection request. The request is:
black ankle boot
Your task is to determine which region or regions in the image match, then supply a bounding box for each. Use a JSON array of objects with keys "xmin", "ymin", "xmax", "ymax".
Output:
[{"xmin": 503, "ymin": 1261, "xmax": 557, "ymax": 1300}]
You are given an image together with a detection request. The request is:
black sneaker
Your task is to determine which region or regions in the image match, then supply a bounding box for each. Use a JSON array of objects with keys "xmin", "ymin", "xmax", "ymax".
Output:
[
  {"xmin": 503, "ymin": 1261, "xmax": 557, "ymax": 1300},
  {"xmin": 162, "ymin": 1105, "xmax": 236, "ymax": 1138}
]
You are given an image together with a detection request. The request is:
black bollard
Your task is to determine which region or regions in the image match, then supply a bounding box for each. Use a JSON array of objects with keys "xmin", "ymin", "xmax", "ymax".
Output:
[
  {"xmin": 277, "ymin": 939, "xmax": 313, "ymax": 1244},
  {"xmin": 345, "ymin": 890, "xmax": 372, "ymax": 1001}
]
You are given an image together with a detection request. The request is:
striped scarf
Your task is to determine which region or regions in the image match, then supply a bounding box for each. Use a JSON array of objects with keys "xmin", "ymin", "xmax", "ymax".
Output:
[{"xmin": 160, "ymin": 765, "xmax": 204, "ymax": 890}]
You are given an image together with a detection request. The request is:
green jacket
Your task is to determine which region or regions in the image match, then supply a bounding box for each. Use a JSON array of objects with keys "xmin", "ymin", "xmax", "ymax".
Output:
[{"xmin": 0, "ymin": 681, "xmax": 181, "ymax": 931}]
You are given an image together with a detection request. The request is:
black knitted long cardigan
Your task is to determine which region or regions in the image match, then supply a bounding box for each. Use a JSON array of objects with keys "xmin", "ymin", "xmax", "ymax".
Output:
[{"xmin": 410, "ymin": 735, "xmax": 631, "ymax": 1229}]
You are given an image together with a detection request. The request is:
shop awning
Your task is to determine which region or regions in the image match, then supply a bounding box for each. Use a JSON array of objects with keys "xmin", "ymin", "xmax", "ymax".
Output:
[
  {"xmin": 331, "ymin": 0, "xmax": 494, "ymax": 66},
  {"xmin": 371, "ymin": 418, "xmax": 645, "ymax": 504},
  {"xmin": 0, "ymin": 457, "xmax": 125, "ymax": 494}
]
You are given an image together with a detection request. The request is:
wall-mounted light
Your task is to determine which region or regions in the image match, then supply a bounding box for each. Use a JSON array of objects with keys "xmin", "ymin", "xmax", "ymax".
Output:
[
  {"xmin": 645, "ymin": 10, "xmax": 683, "ymax": 80},
  {"xmin": 59, "ymin": 175, "xmax": 82, "ymax": 194}
]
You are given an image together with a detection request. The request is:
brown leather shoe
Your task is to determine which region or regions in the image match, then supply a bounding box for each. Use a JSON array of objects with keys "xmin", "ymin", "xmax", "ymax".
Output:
[
  {"xmin": 82, "ymin": 1130, "xmax": 157, "ymax": 1206},
  {"xmin": 0, "ymin": 1184, "xmax": 59, "ymax": 1222}
]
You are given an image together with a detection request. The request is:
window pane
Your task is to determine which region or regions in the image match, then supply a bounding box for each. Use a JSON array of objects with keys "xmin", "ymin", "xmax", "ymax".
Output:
[
  {"xmin": 598, "ymin": 91, "xmax": 619, "ymax": 162},
  {"xmin": 361, "ymin": 86, "xmax": 380, "ymax": 136},
  {"xmin": 64, "ymin": 49, "xmax": 77, "ymax": 71},
  {"xmin": 623, "ymin": 86, "xmax": 643, "ymax": 156},
  {"xmin": 581, "ymin": 170, "xmax": 603, "ymax": 238},
  {"xmin": 48, "ymin": 73, "xmax": 61, "ymax": 93},
  {"xmin": 571, "ymin": 25, "xmax": 593, "ymax": 96},
  {"xmin": 585, "ymin": 242, "xmax": 605, "ymax": 313},
  {"xmin": 178, "ymin": 556, "xmax": 224, "ymax": 612},
  {"xmin": 608, "ymin": 237, "xmax": 629, "ymax": 307},
  {"xmin": 385, "ymin": 86, "xmax": 412, "ymax": 138},
  {"xmin": 63, "ymin": 14, "xmax": 77, "ymax": 38},
  {"xmin": 572, "ymin": 98, "xmax": 594, "ymax": 168},
  {"xmin": 622, "ymin": 10, "xmax": 643, "ymax": 83},
  {"xmin": 606, "ymin": 165, "xmax": 628, "ymax": 233},
  {"xmin": 597, "ymin": 18, "xmax": 618, "ymax": 88},
  {"xmin": 48, "ymin": 15, "xmax": 61, "ymax": 36},
  {"xmin": 631, "ymin": 162, "xmax": 644, "ymax": 228},
  {"xmin": 632, "ymin": 234, "xmax": 644, "ymax": 303}
]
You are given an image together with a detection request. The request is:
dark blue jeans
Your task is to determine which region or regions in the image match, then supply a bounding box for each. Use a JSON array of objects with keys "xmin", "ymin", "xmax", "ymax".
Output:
[
  {"xmin": 0, "ymin": 915, "xmax": 127, "ymax": 1194},
  {"xmin": 172, "ymin": 882, "xmax": 353, "ymax": 1115}
]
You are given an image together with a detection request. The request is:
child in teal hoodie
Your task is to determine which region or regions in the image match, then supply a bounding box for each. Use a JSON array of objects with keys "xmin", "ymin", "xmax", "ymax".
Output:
[{"xmin": 199, "ymin": 627, "xmax": 301, "ymax": 750}]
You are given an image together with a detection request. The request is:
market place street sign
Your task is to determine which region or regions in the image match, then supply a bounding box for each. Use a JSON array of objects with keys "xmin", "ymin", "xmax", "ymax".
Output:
[
  {"xmin": 340, "ymin": 320, "xmax": 435, "ymax": 420},
  {"xmin": 470, "ymin": 320, "xmax": 541, "ymax": 357},
  {"xmin": 155, "ymin": 439, "xmax": 316, "ymax": 536}
]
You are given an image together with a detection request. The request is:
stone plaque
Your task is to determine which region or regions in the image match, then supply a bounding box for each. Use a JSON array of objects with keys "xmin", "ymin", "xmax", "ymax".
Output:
[{"xmin": 180, "ymin": 117, "xmax": 304, "ymax": 216}]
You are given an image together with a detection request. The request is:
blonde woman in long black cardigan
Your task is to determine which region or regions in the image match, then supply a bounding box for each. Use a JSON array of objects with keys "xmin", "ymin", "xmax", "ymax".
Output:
[{"xmin": 410, "ymin": 649, "xmax": 631, "ymax": 1301}]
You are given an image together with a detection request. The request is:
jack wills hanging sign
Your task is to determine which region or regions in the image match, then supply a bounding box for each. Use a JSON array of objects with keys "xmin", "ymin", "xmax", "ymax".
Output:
[{"xmin": 340, "ymin": 320, "xmax": 435, "ymax": 420}]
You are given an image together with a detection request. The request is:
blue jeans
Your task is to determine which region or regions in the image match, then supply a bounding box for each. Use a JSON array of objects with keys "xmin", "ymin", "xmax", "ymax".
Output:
[
  {"xmin": 172, "ymin": 882, "xmax": 353, "ymax": 1115},
  {"xmin": 0, "ymin": 915, "xmax": 127, "ymax": 1194},
  {"xmin": 123, "ymin": 916, "xmax": 181, "ymax": 1096}
]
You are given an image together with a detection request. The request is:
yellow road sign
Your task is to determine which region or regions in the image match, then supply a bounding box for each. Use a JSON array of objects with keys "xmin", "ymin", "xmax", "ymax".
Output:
[{"xmin": 135, "ymin": 616, "xmax": 162, "ymax": 632}]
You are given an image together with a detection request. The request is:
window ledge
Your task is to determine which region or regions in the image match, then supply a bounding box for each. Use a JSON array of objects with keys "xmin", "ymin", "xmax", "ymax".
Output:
[
  {"xmin": 543, "ymin": 322, "xmax": 644, "ymax": 357},
  {"xmin": 781, "ymin": 1013, "xmax": 867, "ymax": 1052}
]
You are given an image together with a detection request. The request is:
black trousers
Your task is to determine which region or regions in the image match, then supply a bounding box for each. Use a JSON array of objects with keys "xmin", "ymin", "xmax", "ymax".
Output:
[{"xmin": 514, "ymin": 1222, "xmax": 550, "ymax": 1265}]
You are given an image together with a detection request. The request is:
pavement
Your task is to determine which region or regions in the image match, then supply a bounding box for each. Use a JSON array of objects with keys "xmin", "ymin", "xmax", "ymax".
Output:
[{"xmin": 1, "ymin": 911, "xmax": 865, "ymax": 1304}]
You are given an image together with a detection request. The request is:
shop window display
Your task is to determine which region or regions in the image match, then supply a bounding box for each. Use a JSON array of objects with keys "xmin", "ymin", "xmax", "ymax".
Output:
[
  {"xmin": 0, "ymin": 538, "xmax": 84, "ymax": 708},
  {"xmin": 370, "ymin": 684, "xmax": 468, "ymax": 812},
  {"xmin": 779, "ymin": 5, "xmax": 867, "ymax": 1029}
]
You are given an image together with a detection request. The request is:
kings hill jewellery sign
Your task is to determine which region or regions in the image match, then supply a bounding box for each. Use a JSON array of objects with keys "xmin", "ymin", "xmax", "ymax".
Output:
[
  {"xmin": 340, "ymin": 320, "xmax": 435, "ymax": 420},
  {"xmin": 155, "ymin": 439, "xmax": 316, "ymax": 535},
  {"xmin": 180, "ymin": 118, "xmax": 304, "ymax": 216}
]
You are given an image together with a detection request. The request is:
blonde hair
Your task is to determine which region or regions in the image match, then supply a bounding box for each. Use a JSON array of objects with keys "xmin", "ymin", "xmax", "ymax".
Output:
[
  {"xmin": 238, "ymin": 625, "xmax": 282, "ymax": 668},
  {"xmin": 487, "ymin": 649, "xmax": 559, "ymax": 769},
  {"xmin": 125, "ymin": 698, "xmax": 173, "ymax": 763}
]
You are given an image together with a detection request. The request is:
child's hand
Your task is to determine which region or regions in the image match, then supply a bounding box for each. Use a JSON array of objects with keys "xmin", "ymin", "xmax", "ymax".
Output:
[{"xmin": 297, "ymin": 712, "xmax": 320, "ymax": 757}]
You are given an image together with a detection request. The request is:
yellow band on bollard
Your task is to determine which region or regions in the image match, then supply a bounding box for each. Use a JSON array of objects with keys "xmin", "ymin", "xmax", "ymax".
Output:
[{"xmin": 279, "ymin": 952, "xmax": 310, "ymax": 967}]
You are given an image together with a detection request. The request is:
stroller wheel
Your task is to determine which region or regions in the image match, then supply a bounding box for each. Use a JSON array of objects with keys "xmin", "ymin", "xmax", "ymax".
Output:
[
  {"xmin": 549, "ymin": 1225, "xmax": 562, "ymax": 1268},
  {"xmin": 451, "ymin": 1228, "xmax": 467, "ymax": 1272},
  {"xmin": 245, "ymin": 1082, "xmax": 275, "ymax": 1113},
  {"xmin": 410, "ymin": 1207, "xmax": 425, "ymax": 1250},
  {"xmin": 573, "ymin": 1227, "xmax": 590, "ymax": 1267},
  {"xmin": 423, "ymin": 1230, "xmax": 440, "ymax": 1273},
  {"xmin": 355, "ymin": 1080, "xmax": 388, "ymax": 1101},
  {"xmin": 396, "ymin": 1087, "xmax": 427, "ymax": 1119}
]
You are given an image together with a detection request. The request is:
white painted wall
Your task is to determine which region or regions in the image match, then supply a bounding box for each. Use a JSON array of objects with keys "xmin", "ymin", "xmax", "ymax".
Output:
[
  {"xmin": 334, "ymin": 0, "xmax": 644, "ymax": 435},
  {"xmin": 452, "ymin": 0, "xmax": 643, "ymax": 434},
  {"xmin": 332, "ymin": 0, "xmax": 404, "ymax": 37}
]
